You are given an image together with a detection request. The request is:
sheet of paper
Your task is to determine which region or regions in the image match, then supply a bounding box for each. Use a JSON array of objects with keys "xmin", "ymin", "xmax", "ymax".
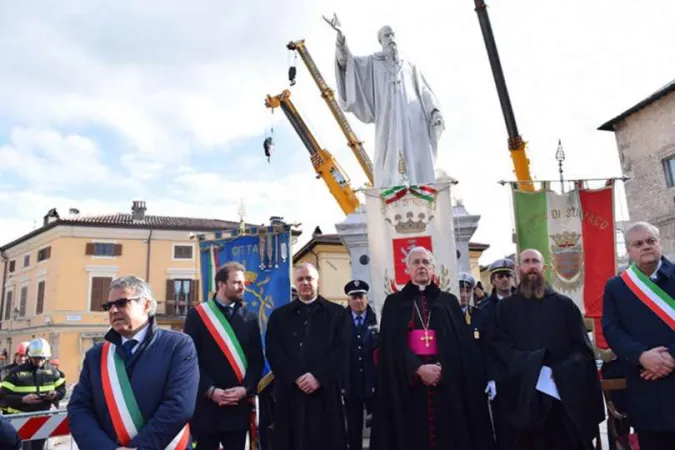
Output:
[{"xmin": 536, "ymin": 365, "xmax": 560, "ymax": 400}]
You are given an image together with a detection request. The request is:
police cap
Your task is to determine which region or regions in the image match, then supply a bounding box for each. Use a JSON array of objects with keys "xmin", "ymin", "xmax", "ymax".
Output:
[
  {"xmin": 458, "ymin": 272, "xmax": 476, "ymax": 288},
  {"xmin": 488, "ymin": 258, "xmax": 516, "ymax": 275},
  {"xmin": 344, "ymin": 279, "xmax": 369, "ymax": 296}
]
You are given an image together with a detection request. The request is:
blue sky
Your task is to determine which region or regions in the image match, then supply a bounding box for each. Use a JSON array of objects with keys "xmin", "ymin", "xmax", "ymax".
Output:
[{"xmin": 1, "ymin": 0, "xmax": 674, "ymax": 263}]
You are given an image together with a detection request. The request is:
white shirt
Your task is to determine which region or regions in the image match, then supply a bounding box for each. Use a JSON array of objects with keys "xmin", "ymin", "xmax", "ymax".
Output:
[
  {"xmin": 649, "ymin": 260, "xmax": 663, "ymax": 280},
  {"xmin": 121, "ymin": 323, "xmax": 149, "ymax": 355}
]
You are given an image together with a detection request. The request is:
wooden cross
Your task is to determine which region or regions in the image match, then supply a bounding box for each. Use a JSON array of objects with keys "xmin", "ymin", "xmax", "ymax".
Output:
[{"xmin": 420, "ymin": 330, "xmax": 434, "ymax": 347}]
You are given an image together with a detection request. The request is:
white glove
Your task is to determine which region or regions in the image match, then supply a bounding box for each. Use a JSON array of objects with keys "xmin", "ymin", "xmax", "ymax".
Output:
[{"xmin": 485, "ymin": 380, "xmax": 497, "ymax": 401}]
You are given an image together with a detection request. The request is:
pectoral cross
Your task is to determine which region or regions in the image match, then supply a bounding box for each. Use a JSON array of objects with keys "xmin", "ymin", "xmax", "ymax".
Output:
[{"xmin": 420, "ymin": 330, "xmax": 433, "ymax": 347}]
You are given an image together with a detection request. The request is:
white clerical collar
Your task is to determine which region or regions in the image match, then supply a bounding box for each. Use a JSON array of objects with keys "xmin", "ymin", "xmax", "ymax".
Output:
[
  {"xmin": 121, "ymin": 323, "xmax": 149, "ymax": 353},
  {"xmin": 299, "ymin": 296, "xmax": 318, "ymax": 304}
]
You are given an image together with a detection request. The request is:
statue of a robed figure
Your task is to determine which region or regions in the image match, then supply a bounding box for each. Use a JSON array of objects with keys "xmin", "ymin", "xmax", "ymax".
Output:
[{"xmin": 325, "ymin": 14, "xmax": 446, "ymax": 189}]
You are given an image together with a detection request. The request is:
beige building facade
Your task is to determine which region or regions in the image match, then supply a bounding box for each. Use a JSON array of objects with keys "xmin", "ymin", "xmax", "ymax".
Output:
[
  {"xmin": 599, "ymin": 79, "xmax": 675, "ymax": 257},
  {"xmin": 0, "ymin": 201, "xmax": 246, "ymax": 384}
]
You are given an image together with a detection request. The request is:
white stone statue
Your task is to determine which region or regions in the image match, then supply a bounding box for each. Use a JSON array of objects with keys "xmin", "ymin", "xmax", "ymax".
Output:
[{"xmin": 326, "ymin": 15, "xmax": 445, "ymax": 189}]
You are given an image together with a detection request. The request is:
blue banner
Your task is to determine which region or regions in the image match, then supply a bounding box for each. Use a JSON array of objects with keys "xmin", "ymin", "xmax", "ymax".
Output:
[{"xmin": 198, "ymin": 225, "xmax": 292, "ymax": 392}]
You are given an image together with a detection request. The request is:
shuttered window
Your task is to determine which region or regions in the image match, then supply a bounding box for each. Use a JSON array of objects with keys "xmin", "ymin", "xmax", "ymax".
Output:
[
  {"xmin": 90, "ymin": 277, "xmax": 112, "ymax": 311},
  {"xmin": 36, "ymin": 281, "xmax": 45, "ymax": 315}
]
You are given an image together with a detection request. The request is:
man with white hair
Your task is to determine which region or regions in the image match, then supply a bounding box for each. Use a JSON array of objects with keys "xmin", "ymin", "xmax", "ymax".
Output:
[
  {"xmin": 330, "ymin": 19, "xmax": 445, "ymax": 188},
  {"xmin": 369, "ymin": 246, "xmax": 496, "ymax": 450},
  {"xmin": 68, "ymin": 275, "xmax": 198, "ymax": 450},
  {"xmin": 265, "ymin": 263, "xmax": 351, "ymax": 450},
  {"xmin": 603, "ymin": 221, "xmax": 675, "ymax": 449}
]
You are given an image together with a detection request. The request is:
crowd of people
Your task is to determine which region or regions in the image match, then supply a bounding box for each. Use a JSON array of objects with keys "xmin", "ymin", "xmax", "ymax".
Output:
[{"xmin": 0, "ymin": 219, "xmax": 659, "ymax": 450}]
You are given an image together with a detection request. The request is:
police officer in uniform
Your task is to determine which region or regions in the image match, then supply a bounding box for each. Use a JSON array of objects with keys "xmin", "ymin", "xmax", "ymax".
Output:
[
  {"xmin": 342, "ymin": 280, "xmax": 377, "ymax": 450},
  {"xmin": 481, "ymin": 258, "xmax": 517, "ymax": 450},
  {"xmin": 478, "ymin": 258, "xmax": 516, "ymax": 317},
  {"xmin": 0, "ymin": 338, "xmax": 66, "ymax": 450}
]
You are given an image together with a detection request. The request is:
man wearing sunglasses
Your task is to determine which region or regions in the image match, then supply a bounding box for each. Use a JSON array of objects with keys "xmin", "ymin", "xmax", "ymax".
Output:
[{"xmin": 68, "ymin": 275, "xmax": 198, "ymax": 450}]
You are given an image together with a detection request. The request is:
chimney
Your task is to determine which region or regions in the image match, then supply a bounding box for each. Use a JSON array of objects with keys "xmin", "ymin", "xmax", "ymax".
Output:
[
  {"xmin": 42, "ymin": 208, "xmax": 60, "ymax": 227},
  {"xmin": 312, "ymin": 226, "xmax": 322, "ymax": 238},
  {"xmin": 69, "ymin": 208, "xmax": 80, "ymax": 216},
  {"xmin": 131, "ymin": 200, "xmax": 147, "ymax": 222}
]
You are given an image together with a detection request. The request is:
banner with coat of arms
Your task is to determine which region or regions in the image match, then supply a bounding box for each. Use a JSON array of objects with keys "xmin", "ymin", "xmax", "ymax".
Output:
[
  {"xmin": 198, "ymin": 222, "xmax": 292, "ymax": 393},
  {"xmin": 511, "ymin": 182, "xmax": 616, "ymax": 347},
  {"xmin": 365, "ymin": 180, "xmax": 459, "ymax": 318}
]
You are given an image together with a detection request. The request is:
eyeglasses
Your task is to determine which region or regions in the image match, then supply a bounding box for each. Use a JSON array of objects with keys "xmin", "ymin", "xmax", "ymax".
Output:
[{"xmin": 102, "ymin": 296, "xmax": 142, "ymax": 311}]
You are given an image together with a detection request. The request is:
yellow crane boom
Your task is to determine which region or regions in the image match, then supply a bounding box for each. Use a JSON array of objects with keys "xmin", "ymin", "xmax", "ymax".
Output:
[
  {"xmin": 265, "ymin": 89, "xmax": 361, "ymax": 215},
  {"xmin": 287, "ymin": 40, "xmax": 374, "ymax": 186}
]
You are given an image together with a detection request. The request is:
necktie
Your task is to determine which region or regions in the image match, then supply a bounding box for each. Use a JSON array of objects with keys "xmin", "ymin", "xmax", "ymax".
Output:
[
  {"xmin": 122, "ymin": 339, "xmax": 137, "ymax": 360},
  {"xmin": 355, "ymin": 315, "xmax": 362, "ymax": 327}
]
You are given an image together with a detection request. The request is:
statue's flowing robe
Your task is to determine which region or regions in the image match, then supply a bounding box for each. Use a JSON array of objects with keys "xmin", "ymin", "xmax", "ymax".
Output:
[{"xmin": 335, "ymin": 45, "xmax": 444, "ymax": 189}]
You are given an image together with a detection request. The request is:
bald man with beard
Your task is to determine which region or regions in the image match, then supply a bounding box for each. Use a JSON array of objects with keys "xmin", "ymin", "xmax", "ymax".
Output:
[{"xmin": 486, "ymin": 249, "xmax": 605, "ymax": 450}]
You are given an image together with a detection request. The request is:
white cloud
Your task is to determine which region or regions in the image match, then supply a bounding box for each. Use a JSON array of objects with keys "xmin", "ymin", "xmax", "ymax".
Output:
[
  {"xmin": 0, "ymin": 128, "xmax": 112, "ymax": 191},
  {"xmin": 0, "ymin": 0, "xmax": 674, "ymax": 264}
]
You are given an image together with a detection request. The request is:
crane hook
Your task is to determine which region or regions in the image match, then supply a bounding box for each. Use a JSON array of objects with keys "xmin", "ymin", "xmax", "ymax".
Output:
[{"xmin": 263, "ymin": 136, "xmax": 274, "ymax": 163}]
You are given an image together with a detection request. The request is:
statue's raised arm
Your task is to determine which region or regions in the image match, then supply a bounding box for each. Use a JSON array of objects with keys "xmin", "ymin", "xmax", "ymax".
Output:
[{"xmin": 323, "ymin": 13, "xmax": 349, "ymax": 68}]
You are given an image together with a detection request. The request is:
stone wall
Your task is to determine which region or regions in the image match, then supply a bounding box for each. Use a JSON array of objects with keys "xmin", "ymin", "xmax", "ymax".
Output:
[{"xmin": 612, "ymin": 91, "xmax": 675, "ymax": 253}]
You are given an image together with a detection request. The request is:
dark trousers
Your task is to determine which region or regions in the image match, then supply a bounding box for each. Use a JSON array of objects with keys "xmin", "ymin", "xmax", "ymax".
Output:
[
  {"xmin": 513, "ymin": 402, "xmax": 579, "ymax": 450},
  {"xmin": 21, "ymin": 440, "xmax": 45, "ymax": 450},
  {"xmin": 259, "ymin": 390, "xmax": 275, "ymax": 450},
  {"xmin": 195, "ymin": 431, "xmax": 247, "ymax": 450},
  {"xmin": 492, "ymin": 398, "xmax": 515, "ymax": 450},
  {"xmin": 345, "ymin": 398, "xmax": 372, "ymax": 450},
  {"xmin": 636, "ymin": 430, "xmax": 675, "ymax": 450}
]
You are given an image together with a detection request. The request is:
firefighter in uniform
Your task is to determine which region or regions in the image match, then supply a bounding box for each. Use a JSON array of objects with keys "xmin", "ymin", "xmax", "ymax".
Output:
[
  {"xmin": 0, "ymin": 341, "xmax": 30, "ymax": 415},
  {"xmin": 0, "ymin": 342, "xmax": 30, "ymax": 380},
  {"xmin": 0, "ymin": 338, "xmax": 66, "ymax": 450},
  {"xmin": 341, "ymin": 279, "xmax": 378, "ymax": 450}
]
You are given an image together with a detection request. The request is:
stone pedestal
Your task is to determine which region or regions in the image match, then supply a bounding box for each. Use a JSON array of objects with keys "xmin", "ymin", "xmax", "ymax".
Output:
[
  {"xmin": 335, "ymin": 206, "xmax": 372, "ymax": 286},
  {"xmin": 336, "ymin": 201, "xmax": 481, "ymax": 289},
  {"xmin": 453, "ymin": 202, "xmax": 481, "ymax": 273}
]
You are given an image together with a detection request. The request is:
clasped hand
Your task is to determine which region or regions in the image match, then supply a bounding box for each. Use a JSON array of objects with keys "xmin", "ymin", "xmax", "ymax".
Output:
[
  {"xmin": 416, "ymin": 363, "xmax": 442, "ymax": 386},
  {"xmin": 639, "ymin": 346, "xmax": 675, "ymax": 380},
  {"xmin": 296, "ymin": 373, "xmax": 320, "ymax": 394},
  {"xmin": 211, "ymin": 387, "xmax": 247, "ymax": 406}
]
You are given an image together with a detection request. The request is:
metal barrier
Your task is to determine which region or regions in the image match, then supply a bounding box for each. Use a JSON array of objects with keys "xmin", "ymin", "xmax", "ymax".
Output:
[{"xmin": 5, "ymin": 409, "xmax": 69, "ymax": 442}]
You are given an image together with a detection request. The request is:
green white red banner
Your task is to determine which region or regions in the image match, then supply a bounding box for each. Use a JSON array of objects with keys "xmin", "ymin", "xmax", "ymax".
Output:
[{"xmin": 512, "ymin": 184, "xmax": 616, "ymax": 346}]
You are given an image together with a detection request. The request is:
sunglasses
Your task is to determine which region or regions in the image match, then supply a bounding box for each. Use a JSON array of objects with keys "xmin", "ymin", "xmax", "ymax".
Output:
[
  {"xmin": 102, "ymin": 296, "xmax": 142, "ymax": 312},
  {"xmin": 495, "ymin": 272, "xmax": 513, "ymax": 279}
]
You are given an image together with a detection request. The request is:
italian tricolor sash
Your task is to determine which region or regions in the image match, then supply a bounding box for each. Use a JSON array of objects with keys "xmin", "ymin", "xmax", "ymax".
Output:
[
  {"xmin": 621, "ymin": 264, "xmax": 675, "ymax": 331},
  {"xmin": 195, "ymin": 300, "xmax": 248, "ymax": 380},
  {"xmin": 100, "ymin": 342, "xmax": 191, "ymax": 449}
]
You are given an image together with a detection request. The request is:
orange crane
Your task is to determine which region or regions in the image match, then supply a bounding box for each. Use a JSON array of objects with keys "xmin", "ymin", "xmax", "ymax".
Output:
[
  {"xmin": 264, "ymin": 89, "xmax": 361, "ymax": 215},
  {"xmin": 287, "ymin": 39, "xmax": 374, "ymax": 186},
  {"xmin": 473, "ymin": 0, "xmax": 534, "ymax": 191}
]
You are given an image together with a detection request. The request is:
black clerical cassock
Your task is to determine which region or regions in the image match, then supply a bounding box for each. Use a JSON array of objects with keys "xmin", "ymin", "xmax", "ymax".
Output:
[
  {"xmin": 369, "ymin": 281, "xmax": 496, "ymax": 450},
  {"xmin": 487, "ymin": 287, "xmax": 605, "ymax": 449}
]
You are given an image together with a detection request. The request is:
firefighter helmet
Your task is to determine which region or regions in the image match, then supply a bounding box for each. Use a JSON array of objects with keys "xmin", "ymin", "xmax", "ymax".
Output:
[
  {"xmin": 27, "ymin": 338, "xmax": 51, "ymax": 359},
  {"xmin": 15, "ymin": 341, "xmax": 30, "ymax": 356}
]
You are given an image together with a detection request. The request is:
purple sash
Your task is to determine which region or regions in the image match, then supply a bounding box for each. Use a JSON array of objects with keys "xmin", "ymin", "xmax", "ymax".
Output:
[{"xmin": 408, "ymin": 329, "xmax": 438, "ymax": 356}]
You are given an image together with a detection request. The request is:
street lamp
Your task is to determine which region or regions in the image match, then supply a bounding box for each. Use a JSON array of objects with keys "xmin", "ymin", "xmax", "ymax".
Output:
[{"xmin": 556, "ymin": 139, "xmax": 566, "ymax": 193}]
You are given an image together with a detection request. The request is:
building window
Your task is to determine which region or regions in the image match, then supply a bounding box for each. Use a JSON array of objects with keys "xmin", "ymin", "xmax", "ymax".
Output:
[
  {"xmin": 23, "ymin": 255, "xmax": 30, "ymax": 268},
  {"xmin": 663, "ymin": 156, "xmax": 675, "ymax": 187},
  {"xmin": 165, "ymin": 279, "xmax": 199, "ymax": 316},
  {"xmin": 3, "ymin": 291, "xmax": 12, "ymax": 321},
  {"xmin": 90, "ymin": 277, "xmax": 112, "ymax": 311},
  {"xmin": 8, "ymin": 261, "xmax": 15, "ymax": 273},
  {"xmin": 19, "ymin": 286, "xmax": 27, "ymax": 317},
  {"xmin": 36, "ymin": 281, "xmax": 45, "ymax": 315},
  {"xmin": 173, "ymin": 245, "xmax": 193, "ymax": 260},
  {"xmin": 37, "ymin": 247, "xmax": 51, "ymax": 262},
  {"xmin": 85, "ymin": 243, "xmax": 122, "ymax": 257}
]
